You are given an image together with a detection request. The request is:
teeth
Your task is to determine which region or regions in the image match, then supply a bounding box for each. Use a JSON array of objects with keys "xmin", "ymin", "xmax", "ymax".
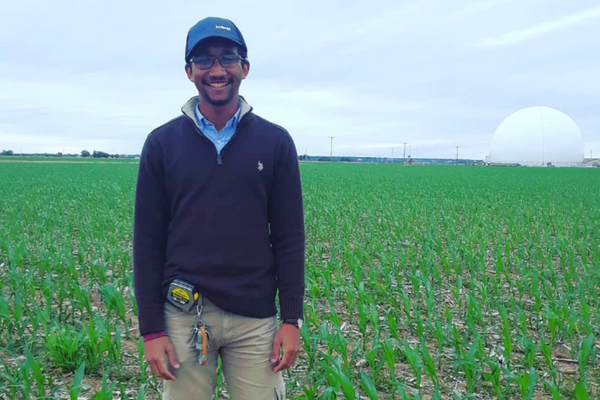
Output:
[{"xmin": 209, "ymin": 82, "xmax": 228, "ymax": 88}]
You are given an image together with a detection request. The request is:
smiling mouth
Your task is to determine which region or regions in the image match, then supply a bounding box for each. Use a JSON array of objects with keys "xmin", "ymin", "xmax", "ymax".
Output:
[{"xmin": 206, "ymin": 81, "xmax": 230, "ymax": 88}]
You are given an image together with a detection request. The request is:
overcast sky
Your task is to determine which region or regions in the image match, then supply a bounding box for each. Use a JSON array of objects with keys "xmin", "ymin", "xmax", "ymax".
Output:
[{"xmin": 1, "ymin": 0, "xmax": 599, "ymax": 159}]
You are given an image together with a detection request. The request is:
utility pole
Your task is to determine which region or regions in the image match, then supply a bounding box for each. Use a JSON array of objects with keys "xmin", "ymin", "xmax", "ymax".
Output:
[
  {"xmin": 391, "ymin": 148, "xmax": 394, "ymax": 163},
  {"xmin": 402, "ymin": 142, "xmax": 407, "ymax": 164},
  {"xmin": 455, "ymin": 146, "xmax": 460, "ymax": 165},
  {"xmin": 329, "ymin": 137, "xmax": 334, "ymax": 162},
  {"xmin": 591, "ymin": 149, "xmax": 593, "ymax": 159},
  {"xmin": 305, "ymin": 148, "xmax": 308, "ymax": 162}
]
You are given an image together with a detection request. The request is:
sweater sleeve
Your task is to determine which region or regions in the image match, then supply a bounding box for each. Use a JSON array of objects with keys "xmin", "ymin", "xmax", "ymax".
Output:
[
  {"xmin": 133, "ymin": 134, "xmax": 170, "ymax": 336},
  {"xmin": 268, "ymin": 133, "xmax": 305, "ymax": 321}
]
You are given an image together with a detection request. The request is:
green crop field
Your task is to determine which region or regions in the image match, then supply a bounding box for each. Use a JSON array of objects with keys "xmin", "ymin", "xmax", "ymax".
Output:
[{"xmin": 1, "ymin": 162, "xmax": 599, "ymax": 399}]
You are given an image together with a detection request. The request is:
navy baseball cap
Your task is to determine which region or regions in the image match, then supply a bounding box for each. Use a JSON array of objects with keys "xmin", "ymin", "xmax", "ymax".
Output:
[{"xmin": 185, "ymin": 17, "xmax": 247, "ymax": 61}]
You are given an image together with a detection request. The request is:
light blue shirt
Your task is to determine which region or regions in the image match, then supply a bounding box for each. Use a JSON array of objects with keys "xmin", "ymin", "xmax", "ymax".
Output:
[{"xmin": 194, "ymin": 104, "xmax": 241, "ymax": 154}]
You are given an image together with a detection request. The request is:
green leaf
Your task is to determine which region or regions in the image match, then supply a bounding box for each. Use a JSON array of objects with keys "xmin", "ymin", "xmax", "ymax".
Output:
[
  {"xmin": 575, "ymin": 382, "xmax": 589, "ymax": 400},
  {"xmin": 359, "ymin": 371, "xmax": 378, "ymax": 400},
  {"xmin": 69, "ymin": 362, "xmax": 86, "ymax": 400}
]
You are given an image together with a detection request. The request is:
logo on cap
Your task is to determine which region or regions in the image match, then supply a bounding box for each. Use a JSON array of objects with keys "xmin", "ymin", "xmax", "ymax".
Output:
[{"xmin": 215, "ymin": 25, "xmax": 231, "ymax": 31}]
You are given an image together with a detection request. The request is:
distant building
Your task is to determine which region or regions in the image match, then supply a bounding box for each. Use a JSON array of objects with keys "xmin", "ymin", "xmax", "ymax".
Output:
[
  {"xmin": 489, "ymin": 106, "xmax": 584, "ymax": 167},
  {"xmin": 584, "ymin": 158, "xmax": 600, "ymax": 167}
]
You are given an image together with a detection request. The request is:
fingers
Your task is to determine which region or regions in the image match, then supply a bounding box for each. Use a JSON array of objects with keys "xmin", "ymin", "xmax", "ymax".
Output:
[
  {"xmin": 271, "ymin": 334, "xmax": 282, "ymax": 369},
  {"xmin": 273, "ymin": 346, "xmax": 298, "ymax": 373},
  {"xmin": 165, "ymin": 341, "xmax": 181, "ymax": 370},
  {"xmin": 144, "ymin": 337, "xmax": 178, "ymax": 381},
  {"xmin": 157, "ymin": 358, "xmax": 177, "ymax": 381}
]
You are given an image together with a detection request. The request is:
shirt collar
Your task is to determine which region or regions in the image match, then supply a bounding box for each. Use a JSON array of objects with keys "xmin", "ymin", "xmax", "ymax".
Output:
[{"xmin": 194, "ymin": 101, "xmax": 242, "ymax": 131}]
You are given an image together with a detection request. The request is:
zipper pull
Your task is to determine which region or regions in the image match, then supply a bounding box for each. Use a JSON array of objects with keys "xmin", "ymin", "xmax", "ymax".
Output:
[{"xmin": 217, "ymin": 154, "xmax": 222, "ymax": 166}]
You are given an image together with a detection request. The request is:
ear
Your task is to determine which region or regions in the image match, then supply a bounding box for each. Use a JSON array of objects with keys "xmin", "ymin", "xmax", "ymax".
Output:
[
  {"xmin": 185, "ymin": 64, "xmax": 194, "ymax": 82},
  {"xmin": 241, "ymin": 61, "xmax": 250, "ymax": 80}
]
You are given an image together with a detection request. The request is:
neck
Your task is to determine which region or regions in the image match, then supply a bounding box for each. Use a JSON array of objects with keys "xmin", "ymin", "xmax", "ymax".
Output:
[{"xmin": 198, "ymin": 96, "xmax": 239, "ymax": 132}]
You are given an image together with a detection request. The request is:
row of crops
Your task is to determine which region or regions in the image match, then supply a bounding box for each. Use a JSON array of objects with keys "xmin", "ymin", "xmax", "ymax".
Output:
[{"xmin": 0, "ymin": 162, "xmax": 598, "ymax": 399}]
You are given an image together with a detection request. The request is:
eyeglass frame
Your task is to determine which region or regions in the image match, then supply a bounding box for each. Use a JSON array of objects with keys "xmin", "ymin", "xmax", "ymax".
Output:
[{"xmin": 188, "ymin": 54, "xmax": 247, "ymax": 70}]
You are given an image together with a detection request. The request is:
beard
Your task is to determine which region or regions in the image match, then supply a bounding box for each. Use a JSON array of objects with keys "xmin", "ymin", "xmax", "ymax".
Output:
[{"xmin": 205, "ymin": 96, "xmax": 231, "ymax": 107}]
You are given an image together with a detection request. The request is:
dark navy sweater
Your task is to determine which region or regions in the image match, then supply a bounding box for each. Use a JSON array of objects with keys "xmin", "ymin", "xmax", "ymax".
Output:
[{"xmin": 133, "ymin": 97, "xmax": 305, "ymax": 336}]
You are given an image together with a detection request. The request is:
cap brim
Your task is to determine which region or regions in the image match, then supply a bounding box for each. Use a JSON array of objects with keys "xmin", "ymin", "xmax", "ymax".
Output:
[{"xmin": 187, "ymin": 35, "xmax": 246, "ymax": 60}]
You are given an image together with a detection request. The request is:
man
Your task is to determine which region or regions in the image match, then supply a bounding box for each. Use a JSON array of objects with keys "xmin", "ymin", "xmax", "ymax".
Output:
[{"xmin": 133, "ymin": 17, "xmax": 305, "ymax": 400}]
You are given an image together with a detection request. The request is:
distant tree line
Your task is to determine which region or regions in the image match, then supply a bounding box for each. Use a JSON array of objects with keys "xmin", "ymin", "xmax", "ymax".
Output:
[
  {"xmin": 298, "ymin": 155, "xmax": 483, "ymax": 165},
  {"xmin": 0, "ymin": 149, "xmax": 139, "ymax": 159}
]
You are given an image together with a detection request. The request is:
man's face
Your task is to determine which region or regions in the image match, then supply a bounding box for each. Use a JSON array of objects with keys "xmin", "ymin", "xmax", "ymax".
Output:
[{"xmin": 185, "ymin": 39, "xmax": 249, "ymax": 108}]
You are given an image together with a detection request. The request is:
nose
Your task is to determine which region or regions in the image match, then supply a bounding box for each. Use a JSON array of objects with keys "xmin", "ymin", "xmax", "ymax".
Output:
[{"xmin": 208, "ymin": 59, "xmax": 226, "ymax": 76}]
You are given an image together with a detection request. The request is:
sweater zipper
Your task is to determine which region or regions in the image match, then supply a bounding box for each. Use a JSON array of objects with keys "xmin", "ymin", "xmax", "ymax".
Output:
[{"xmin": 185, "ymin": 114, "xmax": 250, "ymax": 166}]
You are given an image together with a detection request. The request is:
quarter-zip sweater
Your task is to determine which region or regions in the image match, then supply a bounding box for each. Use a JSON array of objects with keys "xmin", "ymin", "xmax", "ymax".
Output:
[{"xmin": 133, "ymin": 96, "xmax": 305, "ymax": 336}]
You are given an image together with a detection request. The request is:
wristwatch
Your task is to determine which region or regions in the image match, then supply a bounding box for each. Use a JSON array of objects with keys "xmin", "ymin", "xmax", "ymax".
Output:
[{"xmin": 282, "ymin": 318, "xmax": 303, "ymax": 329}]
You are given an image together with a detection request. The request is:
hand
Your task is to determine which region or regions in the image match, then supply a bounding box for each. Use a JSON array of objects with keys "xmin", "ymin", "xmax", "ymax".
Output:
[
  {"xmin": 271, "ymin": 324, "xmax": 300, "ymax": 373},
  {"xmin": 144, "ymin": 336, "xmax": 180, "ymax": 381}
]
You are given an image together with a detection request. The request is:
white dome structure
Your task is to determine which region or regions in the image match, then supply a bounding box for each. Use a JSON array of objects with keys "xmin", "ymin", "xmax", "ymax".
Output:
[{"xmin": 489, "ymin": 107, "xmax": 584, "ymax": 167}]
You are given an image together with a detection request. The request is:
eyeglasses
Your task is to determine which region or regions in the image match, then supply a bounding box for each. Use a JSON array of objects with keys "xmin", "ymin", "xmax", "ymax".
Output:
[{"xmin": 189, "ymin": 54, "xmax": 245, "ymax": 70}]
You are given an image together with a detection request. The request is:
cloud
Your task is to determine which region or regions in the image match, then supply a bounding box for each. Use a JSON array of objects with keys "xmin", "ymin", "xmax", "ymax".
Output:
[
  {"xmin": 474, "ymin": 6, "xmax": 600, "ymax": 48},
  {"xmin": 0, "ymin": 0, "xmax": 598, "ymax": 158},
  {"xmin": 451, "ymin": 0, "xmax": 520, "ymax": 19}
]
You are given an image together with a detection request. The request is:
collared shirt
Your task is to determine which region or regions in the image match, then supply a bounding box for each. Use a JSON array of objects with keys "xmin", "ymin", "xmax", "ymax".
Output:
[{"xmin": 194, "ymin": 103, "xmax": 241, "ymax": 154}]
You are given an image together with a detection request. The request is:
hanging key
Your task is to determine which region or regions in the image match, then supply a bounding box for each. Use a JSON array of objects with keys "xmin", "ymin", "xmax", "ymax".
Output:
[{"xmin": 186, "ymin": 325, "xmax": 199, "ymax": 345}]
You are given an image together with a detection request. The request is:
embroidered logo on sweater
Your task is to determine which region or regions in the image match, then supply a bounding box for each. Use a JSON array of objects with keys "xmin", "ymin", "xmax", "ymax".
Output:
[{"xmin": 257, "ymin": 161, "xmax": 264, "ymax": 171}]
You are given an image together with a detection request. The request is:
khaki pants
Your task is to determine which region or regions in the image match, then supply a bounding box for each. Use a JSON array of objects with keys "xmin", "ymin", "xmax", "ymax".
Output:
[{"xmin": 163, "ymin": 298, "xmax": 286, "ymax": 400}]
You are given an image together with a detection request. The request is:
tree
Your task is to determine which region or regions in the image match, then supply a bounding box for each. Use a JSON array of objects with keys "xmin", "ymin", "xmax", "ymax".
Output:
[
  {"xmin": 92, "ymin": 151, "xmax": 109, "ymax": 158},
  {"xmin": 81, "ymin": 150, "xmax": 90, "ymax": 158},
  {"xmin": 1, "ymin": 150, "xmax": 14, "ymax": 156}
]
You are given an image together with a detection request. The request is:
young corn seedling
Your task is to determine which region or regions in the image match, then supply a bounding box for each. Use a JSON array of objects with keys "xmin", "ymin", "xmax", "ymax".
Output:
[
  {"xmin": 90, "ymin": 375, "xmax": 117, "ymax": 400},
  {"xmin": 388, "ymin": 312, "xmax": 400, "ymax": 342},
  {"xmin": 577, "ymin": 333, "xmax": 595, "ymax": 386},
  {"xmin": 366, "ymin": 341, "xmax": 385, "ymax": 380},
  {"xmin": 381, "ymin": 336, "xmax": 397, "ymax": 383},
  {"xmin": 514, "ymin": 368, "xmax": 538, "ymax": 400},
  {"xmin": 543, "ymin": 380, "xmax": 561, "ymax": 400},
  {"xmin": 137, "ymin": 337, "xmax": 149, "ymax": 383},
  {"xmin": 481, "ymin": 361, "xmax": 502, "ymax": 400},
  {"xmin": 320, "ymin": 355, "xmax": 356, "ymax": 400},
  {"xmin": 421, "ymin": 339, "xmax": 440, "ymax": 396},
  {"xmin": 538, "ymin": 336, "xmax": 556, "ymax": 385},
  {"xmin": 18, "ymin": 357, "xmax": 34, "ymax": 399},
  {"xmin": 326, "ymin": 303, "xmax": 341, "ymax": 330},
  {"xmin": 432, "ymin": 318, "xmax": 444, "ymax": 369},
  {"xmin": 403, "ymin": 340, "xmax": 422, "ymax": 396},
  {"xmin": 518, "ymin": 336, "xmax": 536, "ymax": 370},
  {"xmin": 25, "ymin": 348, "xmax": 46, "ymax": 399},
  {"xmin": 498, "ymin": 306, "xmax": 512, "ymax": 367},
  {"xmin": 68, "ymin": 362, "xmax": 86, "ymax": 400},
  {"xmin": 359, "ymin": 371, "xmax": 379, "ymax": 400},
  {"xmin": 454, "ymin": 336, "xmax": 481, "ymax": 395},
  {"xmin": 332, "ymin": 328, "xmax": 351, "ymax": 373}
]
